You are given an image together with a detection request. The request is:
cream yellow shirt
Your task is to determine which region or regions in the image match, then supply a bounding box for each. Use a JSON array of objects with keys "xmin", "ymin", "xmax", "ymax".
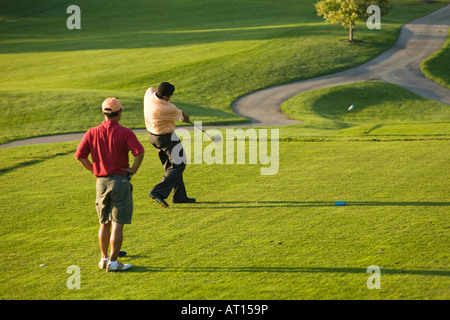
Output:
[{"xmin": 143, "ymin": 87, "xmax": 183, "ymax": 135}]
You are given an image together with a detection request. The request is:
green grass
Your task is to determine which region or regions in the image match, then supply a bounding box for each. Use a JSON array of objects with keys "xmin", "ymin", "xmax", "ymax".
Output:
[
  {"xmin": 281, "ymin": 81, "xmax": 450, "ymax": 138},
  {"xmin": 421, "ymin": 28, "xmax": 450, "ymax": 89},
  {"xmin": 0, "ymin": 0, "xmax": 448, "ymax": 144},
  {"xmin": 0, "ymin": 136, "xmax": 449, "ymax": 300},
  {"xmin": 1, "ymin": 0, "xmax": 449, "ymax": 301}
]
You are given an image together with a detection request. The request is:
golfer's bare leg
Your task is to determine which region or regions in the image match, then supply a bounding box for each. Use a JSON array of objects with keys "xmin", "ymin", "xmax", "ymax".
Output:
[
  {"xmin": 110, "ymin": 222, "xmax": 124, "ymax": 261},
  {"xmin": 99, "ymin": 222, "xmax": 111, "ymax": 259}
]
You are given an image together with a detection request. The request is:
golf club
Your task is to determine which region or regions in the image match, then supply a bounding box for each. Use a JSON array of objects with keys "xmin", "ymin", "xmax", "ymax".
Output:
[{"xmin": 188, "ymin": 120, "xmax": 216, "ymax": 141}]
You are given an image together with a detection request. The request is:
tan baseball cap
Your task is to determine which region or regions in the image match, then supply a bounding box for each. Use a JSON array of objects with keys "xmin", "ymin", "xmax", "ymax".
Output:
[{"xmin": 102, "ymin": 97, "xmax": 123, "ymax": 113}]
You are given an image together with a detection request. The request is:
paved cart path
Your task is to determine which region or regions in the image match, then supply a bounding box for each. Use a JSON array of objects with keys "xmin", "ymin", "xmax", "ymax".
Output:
[
  {"xmin": 1, "ymin": 5, "xmax": 449, "ymax": 149},
  {"xmin": 232, "ymin": 4, "xmax": 450, "ymax": 125}
]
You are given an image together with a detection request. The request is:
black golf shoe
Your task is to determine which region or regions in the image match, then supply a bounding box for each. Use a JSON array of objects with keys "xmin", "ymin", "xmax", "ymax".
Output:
[{"xmin": 149, "ymin": 192, "xmax": 169, "ymax": 208}]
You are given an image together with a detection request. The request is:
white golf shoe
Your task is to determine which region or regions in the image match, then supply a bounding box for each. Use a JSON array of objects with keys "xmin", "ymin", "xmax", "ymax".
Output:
[
  {"xmin": 106, "ymin": 261, "xmax": 132, "ymax": 272},
  {"xmin": 99, "ymin": 258, "xmax": 109, "ymax": 269}
]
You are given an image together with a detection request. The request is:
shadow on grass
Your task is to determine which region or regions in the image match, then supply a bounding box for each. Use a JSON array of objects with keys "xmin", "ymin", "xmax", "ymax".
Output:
[
  {"xmin": 176, "ymin": 201, "xmax": 450, "ymax": 209},
  {"xmin": 0, "ymin": 21, "xmax": 340, "ymax": 54},
  {"xmin": 0, "ymin": 149, "xmax": 76, "ymax": 176},
  {"xmin": 128, "ymin": 265, "xmax": 450, "ymax": 276}
]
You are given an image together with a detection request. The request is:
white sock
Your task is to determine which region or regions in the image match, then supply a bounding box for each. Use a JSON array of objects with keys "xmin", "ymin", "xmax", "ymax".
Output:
[
  {"xmin": 109, "ymin": 260, "xmax": 118, "ymax": 266},
  {"xmin": 101, "ymin": 257, "xmax": 109, "ymax": 261}
]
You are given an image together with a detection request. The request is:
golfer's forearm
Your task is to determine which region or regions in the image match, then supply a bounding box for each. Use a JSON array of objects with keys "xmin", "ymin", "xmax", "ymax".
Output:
[
  {"xmin": 77, "ymin": 158, "xmax": 93, "ymax": 173},
  {"xmin": 130, "ymin": 153, "xmax": 144, "ymax": 173},
  {"xmin": 182, "ymin": 111, "xmax": 190, "ymax": 123}
]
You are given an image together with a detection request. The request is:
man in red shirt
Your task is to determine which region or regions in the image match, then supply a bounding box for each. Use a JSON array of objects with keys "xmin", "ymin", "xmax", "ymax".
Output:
[{"xmin": 75, "ymin": 97, "xmax": 145, "ymax": 272}]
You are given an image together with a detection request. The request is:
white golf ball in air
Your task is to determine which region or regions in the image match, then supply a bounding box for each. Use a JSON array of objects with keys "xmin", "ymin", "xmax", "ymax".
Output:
[{"xmin": 348, "ymin": 104, "xmax": 354, "ymax": 111}]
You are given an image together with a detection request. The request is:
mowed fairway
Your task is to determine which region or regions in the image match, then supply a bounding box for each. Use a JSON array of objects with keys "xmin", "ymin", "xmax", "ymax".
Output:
[
  {"xmin": 0, "ymin": 0, "xmax": 447, "ymax": 143},
  {"xmin": 0, "ymin": 137, "xmax": 449, "ymax": 299},
  {"xmin": 0, "ymin": 0, "xmax": 449, "ymax": 301}
]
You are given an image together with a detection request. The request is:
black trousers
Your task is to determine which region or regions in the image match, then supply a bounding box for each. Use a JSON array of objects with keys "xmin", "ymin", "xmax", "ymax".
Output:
[{"xmin": 148, "ymin": 131, "xmax": 188, "ymax": 202}]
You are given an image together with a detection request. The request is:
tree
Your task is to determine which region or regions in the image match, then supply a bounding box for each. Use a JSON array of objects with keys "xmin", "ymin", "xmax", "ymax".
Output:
[{"xmin": 315, "ymin": 0, "xmax": 391, "ymax": 42}]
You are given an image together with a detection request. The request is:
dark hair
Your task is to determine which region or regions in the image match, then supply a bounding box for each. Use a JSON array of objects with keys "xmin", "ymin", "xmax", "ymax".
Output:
[
  {"xmin": 103, "ymin": 109, "xmax": 122, "ymax": 118},
  {"xmin": 156, "ymin": 82, "xmax": 175, "ymax": 98}
]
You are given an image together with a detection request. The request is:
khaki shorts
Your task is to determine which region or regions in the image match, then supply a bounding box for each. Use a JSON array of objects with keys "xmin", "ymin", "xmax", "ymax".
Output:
[{"xmin": 96, "ymin": 173, "xmax": 133, "ymax": 224}]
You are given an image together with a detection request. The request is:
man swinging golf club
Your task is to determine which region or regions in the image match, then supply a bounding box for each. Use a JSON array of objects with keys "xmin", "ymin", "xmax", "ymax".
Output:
[{"xmin": 144, "ymin": 82, "xmax": 196, "ymax": 208}]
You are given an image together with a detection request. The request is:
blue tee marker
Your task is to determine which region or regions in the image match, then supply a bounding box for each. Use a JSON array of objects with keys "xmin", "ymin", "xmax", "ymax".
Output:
[{"xmin": 334, "ymin": 201, "xmax": 346, "ymax": 206}]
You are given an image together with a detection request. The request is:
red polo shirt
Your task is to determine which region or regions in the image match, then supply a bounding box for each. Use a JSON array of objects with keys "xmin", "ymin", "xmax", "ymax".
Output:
[{"xmin": 75, "ymin": 120, "xmax": 145, "ymax": 177}]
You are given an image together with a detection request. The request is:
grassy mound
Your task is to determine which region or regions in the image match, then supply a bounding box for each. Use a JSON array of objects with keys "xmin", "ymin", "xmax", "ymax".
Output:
[
  {"xmin": 281, "ymin": 81, "xmax": 450, "ymax": 137},
  {"xmin": 421, "ymin": 28, "xmax": 450, "ymax": 89}
]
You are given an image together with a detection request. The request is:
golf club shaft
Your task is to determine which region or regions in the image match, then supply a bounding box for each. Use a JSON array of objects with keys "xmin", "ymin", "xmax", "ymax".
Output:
[{"xmin": 188, "ymin": 121, "xmax": 214, "ymax": 141}]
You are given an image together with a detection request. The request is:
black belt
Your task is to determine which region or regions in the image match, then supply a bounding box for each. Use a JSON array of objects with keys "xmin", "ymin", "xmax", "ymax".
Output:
[
  {"xmin": 99, "ymin": 172, "xmax": 132, "ymax": 180},
  {"xmin": 149, "ymin": 131, "xmax": 172, "ymax": 136}
]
